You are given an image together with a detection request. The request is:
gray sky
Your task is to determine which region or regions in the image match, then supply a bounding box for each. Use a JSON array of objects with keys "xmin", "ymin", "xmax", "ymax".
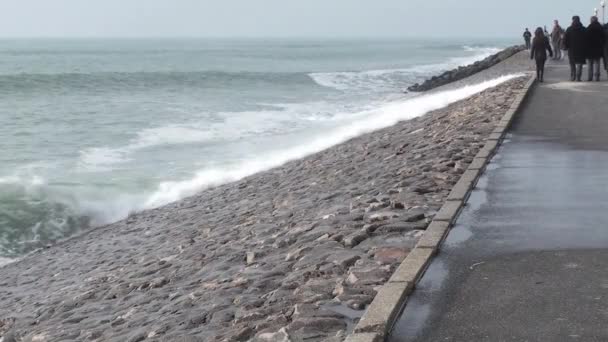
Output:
[{"xmin": 0, "ymin": 0, "xmax": 603, "ymax": 38}]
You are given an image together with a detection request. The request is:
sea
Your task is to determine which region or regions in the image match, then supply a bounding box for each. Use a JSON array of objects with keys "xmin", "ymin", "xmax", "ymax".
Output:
[{"xmin": 0, "ymin": 37, "xmax": 515, "ymax": 262}]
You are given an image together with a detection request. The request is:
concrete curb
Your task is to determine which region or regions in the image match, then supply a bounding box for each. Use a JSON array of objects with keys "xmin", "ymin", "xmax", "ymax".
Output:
[{"xmin": 344, "ymin": 73, "xmax": 536, "ymax": 342}]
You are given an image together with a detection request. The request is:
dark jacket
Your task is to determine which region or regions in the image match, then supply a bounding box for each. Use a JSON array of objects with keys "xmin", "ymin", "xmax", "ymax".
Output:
[
  {"xmin": 523, "ymin": 31, "xmax": 532, "ymax": 41},
  {"xmin": 586, "ymin": 21, "xmax": 606, "ymax": 59},
  {"xmin": 604, "ymin": 24, "xmax": 608, "ymax": 69},
  {"xmin": 565, "ymin": 22, "xmax": 587, "ymax": 64},
  {"xmin": 531, "ymin": 36, "xmax": 553, "ymax": 61}
]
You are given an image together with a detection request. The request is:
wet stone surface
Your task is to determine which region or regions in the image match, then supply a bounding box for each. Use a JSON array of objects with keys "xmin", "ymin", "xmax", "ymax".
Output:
[{"xmin": 0, "ymin": 77, "xmax": 527, "ymax": 340}]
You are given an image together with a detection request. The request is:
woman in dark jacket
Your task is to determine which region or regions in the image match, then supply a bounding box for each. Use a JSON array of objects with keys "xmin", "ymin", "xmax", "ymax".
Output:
[
  {"xmin": 530, "ymin": 27, "xmax": 553, "ymax": 82},
  {"xmin": 564, "ymin": 16, "xmax": 587, "ymax": 81}
]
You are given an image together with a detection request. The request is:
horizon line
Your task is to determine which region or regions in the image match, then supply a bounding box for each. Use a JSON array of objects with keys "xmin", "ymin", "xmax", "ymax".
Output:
[{"xmin": 0, "ymin": 35, "xmax": 517, "ymax": 40}]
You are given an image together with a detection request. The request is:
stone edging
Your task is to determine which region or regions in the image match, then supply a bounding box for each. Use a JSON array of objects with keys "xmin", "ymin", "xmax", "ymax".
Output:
[{"xmin": 344, "ymin": 73, "xmax": 536, "ymax": 342}]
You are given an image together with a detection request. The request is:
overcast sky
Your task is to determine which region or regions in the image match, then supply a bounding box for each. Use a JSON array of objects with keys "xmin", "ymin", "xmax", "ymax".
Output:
[{"xmin": 0, "ymin": 0, "xmax": 603, "ymax": 38}]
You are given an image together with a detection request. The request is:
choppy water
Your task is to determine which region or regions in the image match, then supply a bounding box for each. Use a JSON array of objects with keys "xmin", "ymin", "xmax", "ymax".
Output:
[{"xmin": 0, "ymin": 38, "xmax": 513, "ymax": 258}]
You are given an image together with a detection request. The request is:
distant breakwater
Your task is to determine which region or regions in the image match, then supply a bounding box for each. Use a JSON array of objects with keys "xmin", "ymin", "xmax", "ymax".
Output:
[{"xmin": 407, "ymin": 45, "xmax": 525, "ymax": 92}]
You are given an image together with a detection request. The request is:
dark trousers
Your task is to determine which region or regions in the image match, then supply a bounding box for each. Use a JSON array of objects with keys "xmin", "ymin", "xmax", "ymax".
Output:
[
  {"xmin": 535, "ymin": 58, "xmax": 547, "ymax": 81},
  {"xmin": 569, "ymin": 63, "xmax": 584, "ymax": 81},
  {"xmin": 569, "ymin": 52, "xmax": 584, "ymax": 81},
  {"xmin": 525, "ymin": 39, "xmax": 531, "ymax": 49},
  {"xmin": 587, "ymin": 58, "xmax": 601, "ymax": 81}
]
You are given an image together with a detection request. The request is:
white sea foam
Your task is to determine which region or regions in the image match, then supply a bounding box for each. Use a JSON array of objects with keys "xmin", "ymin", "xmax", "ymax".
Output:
[
  {"xmin": 131, "ymin": 126, "xmax": 215, "ymax": 149},
  {"xmin": 463, "ymin": 45, "xmax": 502, "ymax": 54},
  {"xmin": 78, "ymin": 147, "xmax": 130, "ymax": 170},
  {"xmin": 0, "ymin": 174, "xmax": 45, "ymax": 187},
  {"xmin": 309, "ymin": 69, "xmax": 410, "ymax": 92},
  {"xmin": 78, "ymin": 125, "xmax": 216, "ymax": 170},
  {"xmin": 143, "ymin": 74, "xmax": 523, "ymax": 208},
  {"xmin": 0, "ymin": 256, "xmax": 15, "ymax": 268},
  {"xmin": 309, "ymin": 46, "xmax": 502, "ymax": 92},
  {"xmin": 77, "ymin": 107, "xmax": 320, "ymax": 172}
]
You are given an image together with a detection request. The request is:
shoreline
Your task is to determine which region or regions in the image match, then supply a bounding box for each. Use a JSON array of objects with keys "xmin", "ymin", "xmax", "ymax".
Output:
[
  {"xmin": 0, "ymin": 51, "xmax": 532, "ymax": 341},
  {"xmin": 0, "ymin": 45, "xmax": 525, "ymax": 267},
  {"xmin": 0, "ymin": 44, "xmax": 515, "ymax": 263}
]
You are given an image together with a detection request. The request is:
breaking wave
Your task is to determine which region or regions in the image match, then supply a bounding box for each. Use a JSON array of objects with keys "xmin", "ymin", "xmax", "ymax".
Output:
[
  {"xmin": 309, "ymin": 45, "xmax": 502, "ymax": 92},
  {"xmin": 145, "ymin": 74, "xmax": 523, "ymax": 207}
]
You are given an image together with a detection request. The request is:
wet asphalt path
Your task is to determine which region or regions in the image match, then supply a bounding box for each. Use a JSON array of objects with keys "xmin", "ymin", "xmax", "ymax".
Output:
[{"xmin": 389, "ymin": 61, "xmax": 608, "ymax": 342}]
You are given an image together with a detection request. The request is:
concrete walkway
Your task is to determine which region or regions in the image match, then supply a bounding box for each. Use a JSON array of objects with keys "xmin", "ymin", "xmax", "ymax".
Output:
[{"xmin": 389, "ymin": 61, "xmax": 608, "ymax": 342}]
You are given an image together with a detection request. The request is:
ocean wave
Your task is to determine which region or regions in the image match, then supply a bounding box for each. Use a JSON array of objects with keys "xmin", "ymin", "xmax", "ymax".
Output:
[
  {"xmin": 0, "ymin": 74, "xmax": 522, "ymax": 258},
  {"xmin": 309, "ymin": 46, "xmax": 503, "ymax": 92},
  {"xmin": 0, "ymin": 174, "xmax": 45, "ymax": 187},
  {"xmin": 0, "ymin": 70, "xmax": 320, "ymax": 93},
  {"xmin": 463, "ymin": 45, "xmax": 502, "ymax": 53},
  {"xmin": 78, "ymin": 125, "xmax": 217, "ymax": 170},
  {"xmin": 0, "ymin": 256, "xmax": 15, "ymax": 267},
  {"xmin": 143, "ymin": 74, "xmax": 523, "ymax": 208},
  {"xmin": 77, "ymin": 107, "xmax": 316, "ymax": 171},
  {"xmin": 0, "ymin": 173, "xmax": 147, "ymax": 257}
]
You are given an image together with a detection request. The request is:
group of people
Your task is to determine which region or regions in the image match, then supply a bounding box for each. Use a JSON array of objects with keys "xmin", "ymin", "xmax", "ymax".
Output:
[{"xmin": 524, "ymin": 16, "xmax": 607, "ymax": 82}]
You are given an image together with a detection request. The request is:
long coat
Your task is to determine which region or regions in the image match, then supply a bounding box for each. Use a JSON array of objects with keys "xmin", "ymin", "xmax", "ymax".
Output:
[
  {"xmin": 587, "ymin": 21, "xmax": 606, "ymax": 59},
  {"xmin": 531, "ymin": 36, "xmax": 553, "ymax": 61},
  {"xmin": 565, "ymin": 23, "xmax": 587, "ymax": 64}
]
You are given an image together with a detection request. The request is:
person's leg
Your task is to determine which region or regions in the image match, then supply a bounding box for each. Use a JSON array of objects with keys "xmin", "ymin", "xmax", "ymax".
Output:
[
  {"xmin": 588, "ymin": 59, "xmax": 594, "ymax": 81},
  {"xmin": 577, "ymin": 64, "xmax": 583, "ymax": 81},
  {"xmin": 594, "ymin": 59, "xmax": 601, "ymax": 81},
  {"xmin": 569, "ymin": 52, "xmax": 576, "ymax": 81},
  {"xmin": 540, "ymin": 59, "xmax": 546, "ymax": 82},
  {"xmin": 570, "ymin": 62, "xmax": 576, "ymax": 81},
  {"xmin": 536, "ymin": 59, "xmax": 543, "ymax": 81}
]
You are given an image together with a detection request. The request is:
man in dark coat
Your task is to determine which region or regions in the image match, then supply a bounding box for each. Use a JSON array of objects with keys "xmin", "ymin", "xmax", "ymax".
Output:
[
  {"xmin": 564, "ymin": 16, "xmax": 587, "ymax": 81},
  {"xmin": 587, "ymin": 16, "xmax": 606, "ymax": 81},
  {"xmin": 523, "ymin": 28, "xmax": 532, "ymax": 49}
]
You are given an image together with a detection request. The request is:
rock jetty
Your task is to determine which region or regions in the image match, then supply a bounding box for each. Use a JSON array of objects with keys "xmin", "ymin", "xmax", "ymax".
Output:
[
  {"xmin": 0, "ymin": 53, "xmax": 530, "ymax": 342},
  {"xmin": 407, "ymin": 45, "xmax": 526, "ymax": 92}
]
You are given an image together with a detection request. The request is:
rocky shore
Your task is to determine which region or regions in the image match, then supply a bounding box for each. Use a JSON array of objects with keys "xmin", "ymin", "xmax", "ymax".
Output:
[
  {"xmin": 407, "ymin": 45, "xmax": 526, "ymax": 92},
  {"xmin": 0, "ymin": 53, "xmax": 531, "ymax": 342}
]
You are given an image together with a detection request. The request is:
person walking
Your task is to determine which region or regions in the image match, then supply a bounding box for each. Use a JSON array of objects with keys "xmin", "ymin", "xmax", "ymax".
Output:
[
  {"xmin": 531, "ymin": 27, "xmax": 553, "ymax": 82},
  {"xmin": 551, "ymin": 20, "xmax": 564, "ymax": 60},
  {"xmin": 586, "ymin": 16, "xmax": 605, "ymax": 81},
  {"xmin": 564, "ymin": 16, "xmax": 587, "ymax": 81},
  {"xmin": 523, "ymin": 28, "xmax": 532, "ymax": 49}
]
